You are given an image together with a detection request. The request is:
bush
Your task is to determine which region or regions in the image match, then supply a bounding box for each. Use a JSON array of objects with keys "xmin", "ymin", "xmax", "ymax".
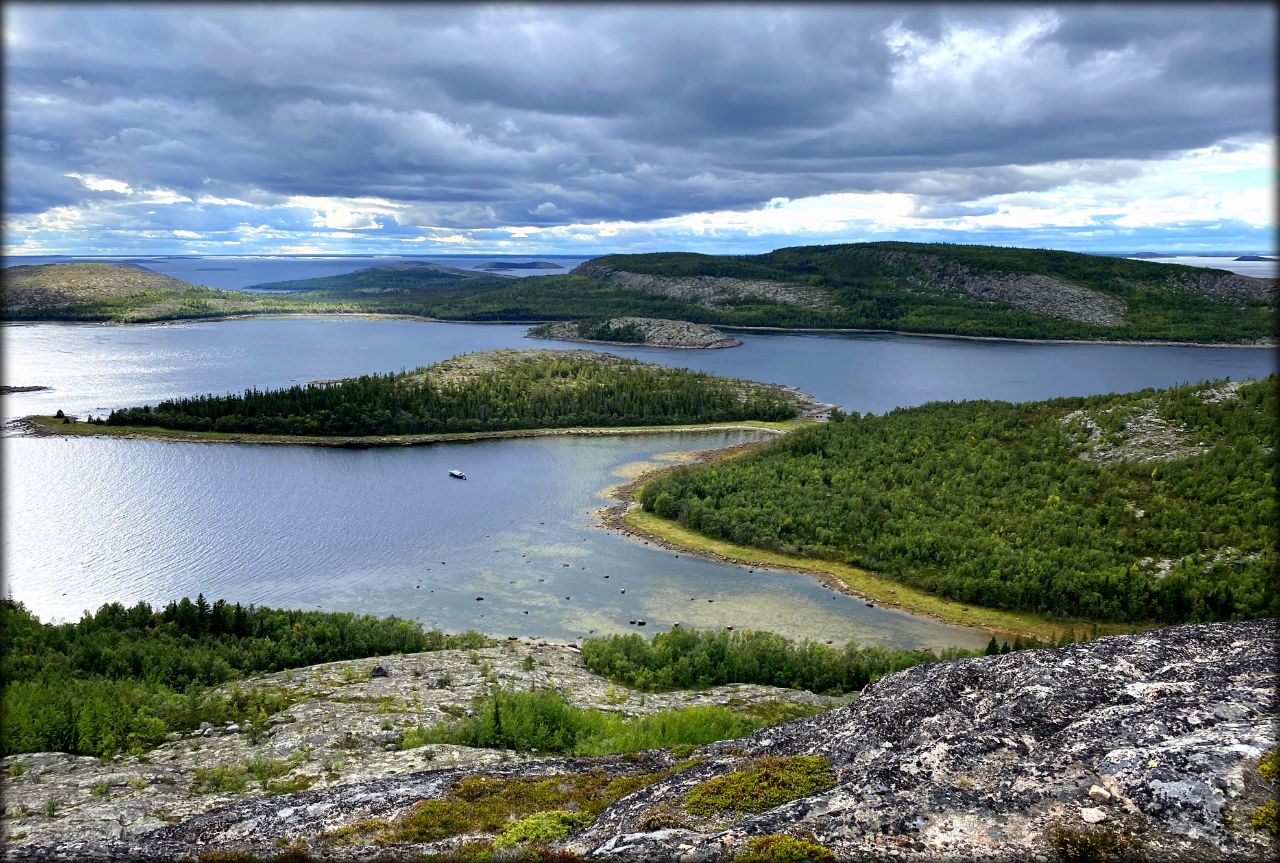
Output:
[{"xmin": 401, "ymin": 688, "xmax": 760, "ymax": 756}]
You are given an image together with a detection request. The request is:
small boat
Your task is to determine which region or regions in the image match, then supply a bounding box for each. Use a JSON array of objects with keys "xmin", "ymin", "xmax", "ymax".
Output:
[{"xmin": 449, "ymin": 469, "xmax": 467, "ymax": 480}]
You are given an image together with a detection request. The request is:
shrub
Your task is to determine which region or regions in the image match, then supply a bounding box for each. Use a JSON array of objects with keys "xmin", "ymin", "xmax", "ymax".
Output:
[
  {"xmin": 684, "ymin": 756, "xmax": 835, "ymax": 816},
  {"xmin": 402, "ymin": 688, "xmax": 760, "ymax": 756}
]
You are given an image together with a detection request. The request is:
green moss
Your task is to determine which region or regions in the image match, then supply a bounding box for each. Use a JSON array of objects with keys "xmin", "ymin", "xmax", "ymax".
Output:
[
  {"xmin": 493, "ymin": 810, "xmax": 593, "ymax": 848},
  {"xmin": 734, "ymin": 835, "xmax": 838, "ymax": 863},
  {"xmin": 1249, "ymin": 799, "xmax": 1278, "ymax": 836},
  {"xmin": 1257, "ymin": 747, "xmax": 1278, "ymax": 783},
  {"xmin": 684, "ymin": 756, "xmax": 835, "ymax": 816},
  {"xmin": 327, "ymin": 765, "xmax": 690, "ymax": 847}
]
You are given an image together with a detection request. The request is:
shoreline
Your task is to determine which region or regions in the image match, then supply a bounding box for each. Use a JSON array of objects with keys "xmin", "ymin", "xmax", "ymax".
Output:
[
  {"xmin": 596, "ymin": 444, "xmax": 1141, "ymax": 642},
  {"xmin": 2, "ymin": 311, "xmax": 1273, "ymax": 348},
  {"xmin": 14, "ymin": 415, "xmax": 803, "ymax": 448}
]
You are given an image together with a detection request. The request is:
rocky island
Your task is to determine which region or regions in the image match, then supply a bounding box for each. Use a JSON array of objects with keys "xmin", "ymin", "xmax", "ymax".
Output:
[
  {"xmin": 2, "ymin": 619, "xmax": 1273, "ymax": 861},
  {"xmin": 528, "ymin": 317, "xmax": 743, "ymax": 349}
]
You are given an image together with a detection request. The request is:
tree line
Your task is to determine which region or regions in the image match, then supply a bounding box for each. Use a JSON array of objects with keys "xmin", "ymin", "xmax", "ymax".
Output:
[{"xmin": 0, "ymin": 598, "xmax": 489, "ymax": 757}]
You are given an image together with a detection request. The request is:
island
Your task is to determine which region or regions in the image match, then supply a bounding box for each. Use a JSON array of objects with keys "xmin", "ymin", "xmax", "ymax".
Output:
[
  {"xmin": 479, "ymin": 260, "xmax": 565, "ymax": 270},
  {"xmin": 4, "ymin": 241, "xmax": 1276, "ymax": 344},
  {"xmin": 25, "ymin": 349, "xmax": 815, "ymax": 445},
  {"xmin": 1235, "ymin": 255, "xmax": 1277, "ymax": 262},
  {"xmin": 0, "ymin": 385, "xmax": 51, "ymax": 395},
  {"xmin": 528, "ymin": 317, "xmax": 742, "ymax": 348}
]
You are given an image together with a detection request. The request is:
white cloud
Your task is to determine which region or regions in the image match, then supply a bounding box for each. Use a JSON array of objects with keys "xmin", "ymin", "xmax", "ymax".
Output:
[
  {"xmin": 65, "ymin": 173, "xmax": 132, "ymax": 194},
  {"xmin": 172, "ymin": 229, "xmax": 201, "ymax": 238}
]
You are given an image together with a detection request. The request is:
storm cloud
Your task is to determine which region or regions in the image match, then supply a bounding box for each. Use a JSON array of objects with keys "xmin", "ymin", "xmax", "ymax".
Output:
[{"xmin": 3, "ymin": 3, "xmax": 1274, "ymax": 254}]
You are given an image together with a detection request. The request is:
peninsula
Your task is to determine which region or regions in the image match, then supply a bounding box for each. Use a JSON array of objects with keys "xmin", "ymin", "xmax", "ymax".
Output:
[{"xmin": 29, "ymin": 349, "xmax": 813, "ymax": 443}]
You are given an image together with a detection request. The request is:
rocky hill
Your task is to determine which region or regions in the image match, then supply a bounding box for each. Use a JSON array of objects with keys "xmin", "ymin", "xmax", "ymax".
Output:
[
  {"xmin": 1, "ymin": 263, "xmax": 276, "ymax": 321},
  {"xmin": 2, "ymin": 263, "xmax": 197, "ymax": 310},
  {"xmin": 528, "ymin": 317, "xmax": 743, "ymax": 348},
  {"xmin": 567, "ymin": 242, "xmax": 1276, "ymax": 343},
  {"xmin": 5, "ymin": 619, "xmax": 1273, "ymax": 861}
]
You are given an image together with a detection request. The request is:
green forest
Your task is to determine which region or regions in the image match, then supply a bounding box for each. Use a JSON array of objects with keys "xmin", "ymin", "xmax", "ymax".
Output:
[
  {"xmin": 639, "ymin": 377, "xmax": 1277, "ymax": 624},
  {"xmin": 0, "ymin": 598, "xmax": 489, "ymax": 758},
  {"xmin": 103, "ymin": 351, "xmax": 802, "ymax": 435}
]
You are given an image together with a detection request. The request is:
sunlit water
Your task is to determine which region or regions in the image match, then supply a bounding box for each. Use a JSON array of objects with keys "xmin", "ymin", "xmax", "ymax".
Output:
[{"xmin": 2, "ymin": 317, "xmax": 1274, "ymax": 647}]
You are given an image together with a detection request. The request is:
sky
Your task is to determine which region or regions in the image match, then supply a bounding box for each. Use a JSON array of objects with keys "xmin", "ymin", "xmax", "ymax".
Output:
[{"xmin": 3, "ymin": 3, "xmax": 1275, "ymax": 257}]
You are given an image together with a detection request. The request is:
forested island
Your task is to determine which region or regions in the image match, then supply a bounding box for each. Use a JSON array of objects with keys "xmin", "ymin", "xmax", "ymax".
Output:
[
  {"xmin": 4, "ymin": 241, "xmax": 1274, "ymax": 344},
  {"xmin": 72, "ymin": 350, "xmax": 807, "ymax": 438},
  {"xmin": 528, "ymin": 317, "xmax": 742, "ymax": 348},
  {"xmin": 637, "ymin": 377, "xmax": 1276, "ymax": 625}
]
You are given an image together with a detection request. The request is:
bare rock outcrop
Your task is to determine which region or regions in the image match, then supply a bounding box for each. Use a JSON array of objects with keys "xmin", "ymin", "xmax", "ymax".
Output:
[
  {"xmin": 573, "ymin": 263, "xmax": 835, "ymax": 311},
  {"xmin": 5, "ymin": 620, "xmax": 1273, "ymax": 861}
]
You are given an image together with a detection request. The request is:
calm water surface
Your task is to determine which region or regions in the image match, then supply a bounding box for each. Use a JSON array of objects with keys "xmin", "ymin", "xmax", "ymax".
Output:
[{"xmin": 2, "ymin": 317, "xmax": 1274, "ymax": 645}]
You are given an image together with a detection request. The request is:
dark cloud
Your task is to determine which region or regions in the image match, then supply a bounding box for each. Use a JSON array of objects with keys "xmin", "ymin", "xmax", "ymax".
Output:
[{"xmin": 3, "ymin": 3, "xmax": 1274, "ymax": 234}]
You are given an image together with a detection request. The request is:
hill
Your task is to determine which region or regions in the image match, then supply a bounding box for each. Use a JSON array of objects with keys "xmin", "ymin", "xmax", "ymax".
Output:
[
  {"xmin": 528, "ymin": 317, "xmax": 742, "ymax": 348},
  {"xmin": 639, "ymin": 376, "xmax": 1277, "ymax": 624},
  {"xmin": 0, "ymin": 262, "xmax": 281, "ymax": 321},
  {"xmin": 5, "ymin": 243, "xmax": 1275, "ymax": 342},
  {"xmin": 97, "ymin": 349, "xmax": 810, "ymax": 436},
  {"xmin": 568, "ymin": 242, "xmax": 1276, "ymax": 342}
]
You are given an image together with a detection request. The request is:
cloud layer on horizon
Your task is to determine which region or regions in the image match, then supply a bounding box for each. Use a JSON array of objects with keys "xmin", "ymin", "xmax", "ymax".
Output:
[{"xmin": 4, "ymin": 3, "xmax": 1275, "ymax": 255}]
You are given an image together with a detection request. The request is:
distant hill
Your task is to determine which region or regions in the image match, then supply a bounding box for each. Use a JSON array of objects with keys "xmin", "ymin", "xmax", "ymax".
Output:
[
  {"xmin": 561, "ymin": 242, "xmax": 1276, "ymax": 342},
  {"xmin": 245, "ymin": 262, "xmax": 509, "ymax": 293},
  {"xmin": 4, "ymin": 243, "xmax": 1275, "ymax": 343},
  {"xmin": 0, "ymin": 262, "xmax": 279, "ymax": 321}
]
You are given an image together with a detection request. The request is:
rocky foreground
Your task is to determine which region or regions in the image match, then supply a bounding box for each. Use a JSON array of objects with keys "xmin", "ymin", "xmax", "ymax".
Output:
[{"xmin": 3, "ymin": 620, "xmax": 1275, "ymax": 861}]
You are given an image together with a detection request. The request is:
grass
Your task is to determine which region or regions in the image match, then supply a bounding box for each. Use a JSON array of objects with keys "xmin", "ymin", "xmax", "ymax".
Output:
[
  {"xmin": 622, "ymin": 505, "xmax": 1137, "ymax": 642},
  {"xmin": 683, "ymin": 755, "xmax": 835, "ymax": 816},
  {"xmin": 29, "ymin": 415, "xmax": 808, "ymax": 448}
]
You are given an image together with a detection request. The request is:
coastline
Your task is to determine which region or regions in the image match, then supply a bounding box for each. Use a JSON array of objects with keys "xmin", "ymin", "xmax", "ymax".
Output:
[
  {"xmin": 597, "ymin": 444, "xmax": 1142, "ymax": 642},
  {"xmin": 3, "ymin": 311, "xmax": 1273, "ymax": 348}
]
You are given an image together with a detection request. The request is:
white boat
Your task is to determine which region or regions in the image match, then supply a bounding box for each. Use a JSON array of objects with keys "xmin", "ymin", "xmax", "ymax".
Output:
[{"xmin": 449, "ymin": 469, "xmax": 467, "ymax": 480}]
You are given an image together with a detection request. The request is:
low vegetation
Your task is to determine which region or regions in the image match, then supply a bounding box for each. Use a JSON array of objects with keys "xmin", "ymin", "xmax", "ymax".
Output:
[
  {"xmin": 683, "ymin": 755, "xmax": 835, "ymax": 816},
  {"xmin": 640, "ymin": 378, "xmax": 1276, "ymax": 624},
  {"xmin": 103, "ymin": 350, "xmax": 804, "ymax": 436},
  {"xmin": 400, "ymin": 687, "xmax": 761, "ymax": 756},
  {"xmin": 734, "ymin": 835, "xmax": 838, "ymax": 863},
  {"xmin": 326, "ymin": 764, "xmax": 691, "ymax": 851},
  {"xmin": 0, "ymin": 598, "xmax": 490, "ymax": 757},
  {"xmin": 581, "ymin": 626, "xmax": 982, "ymax": 695}
]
